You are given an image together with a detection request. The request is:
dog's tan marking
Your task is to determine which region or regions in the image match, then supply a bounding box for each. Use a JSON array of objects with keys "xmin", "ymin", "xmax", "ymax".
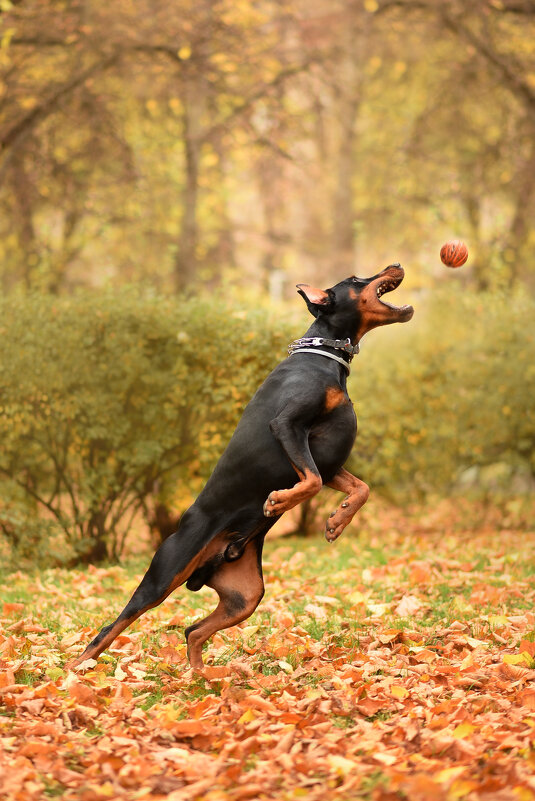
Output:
[
  {"xmin": 186, "ymin": 539, "xmax": 264, "ymax": 669},
  {"xmin": 264, "ymin": 466, "xmax": 322, "ymax": 516},
  {"xmin": 324, "ymin": 386, "xmax": 348, "ymax": 413}
]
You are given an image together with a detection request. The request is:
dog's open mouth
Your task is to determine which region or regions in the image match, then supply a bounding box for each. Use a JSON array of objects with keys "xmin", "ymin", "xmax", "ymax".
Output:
[
  {"xmin": 372, "ymin": 271, "xmax": 414, "ymax": 321},
  {"xmin": 376, "ymin": 278, "xmax": 401, "ymax": 306}
]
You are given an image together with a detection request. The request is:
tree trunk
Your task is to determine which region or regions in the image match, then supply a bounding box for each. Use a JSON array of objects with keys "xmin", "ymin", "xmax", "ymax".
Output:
[
  {"xmin": 461, "ymin": 192, "xmax": 490, "ymax": 291},
  {"xmin": 80, "ymin": 511, "xmax": 109, "ymax": 563},
  {"xmin": 174, "ymin": 78, "xmax": 205, "ymax": 292},
  {"xmin": 332, "ymin": 99, "xmax": 360, "ymax": 274},
  {"xmin": 331, "ymin": 13, "xmax": 367, "ymax": 274},
  {"xmin": 506, "ymin": 135, "xmax": 535, "ymax": 285},
  {"xmin": 149, "ymin": 502, "xmax": 182, "ymax": 546},
  {"xmin": 10, "ymin": 151, "xmax": 38, "ymax": 288},
  {"xmin": 291, "ymin": 499, "xmax": 319, "ymax": 537},
  {"xmin": 210, "ymin": 135, "xmax": 236, "ymax": 279}
]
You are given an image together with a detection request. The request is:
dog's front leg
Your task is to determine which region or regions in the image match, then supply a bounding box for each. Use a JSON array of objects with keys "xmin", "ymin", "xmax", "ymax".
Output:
[
  {"xmin": 324, "ymin": 468, "xmax": 369, "ymax": 542},
  {"xmin": 264, "ymin": 415, "xmax": 323, "ymax": 517}
]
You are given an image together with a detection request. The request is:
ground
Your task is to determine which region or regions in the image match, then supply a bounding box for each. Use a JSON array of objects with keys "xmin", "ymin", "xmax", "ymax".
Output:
[{"xmin": 1, "ymin": 500, "xmax": 535, "ymax": 801}]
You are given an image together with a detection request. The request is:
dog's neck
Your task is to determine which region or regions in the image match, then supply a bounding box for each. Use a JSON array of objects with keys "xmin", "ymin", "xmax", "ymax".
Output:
[
  {"xmin": 288, "ymin": 318, "xmax": 360, "ymax": 374},
  {"xmin": 304, "ymin": 315, "xmax": 360, "ymax": 347}
]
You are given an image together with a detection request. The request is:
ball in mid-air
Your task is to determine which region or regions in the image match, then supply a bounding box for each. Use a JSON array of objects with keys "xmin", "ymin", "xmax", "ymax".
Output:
[{"xmin": 440, "ymin": 239, "xmax": 468, "ymax": 268}]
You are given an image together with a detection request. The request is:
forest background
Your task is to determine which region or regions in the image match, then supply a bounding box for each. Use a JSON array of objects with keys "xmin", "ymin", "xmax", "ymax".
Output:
[{"xmin": 0, "ymin": 0, "xmax": 534, "ymax": 565}]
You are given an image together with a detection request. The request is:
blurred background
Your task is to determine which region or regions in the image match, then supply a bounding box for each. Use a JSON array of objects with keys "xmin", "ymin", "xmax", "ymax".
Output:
[{"xmin": 0, "ymin": 0, "xmax": 534, "ymax": 565}]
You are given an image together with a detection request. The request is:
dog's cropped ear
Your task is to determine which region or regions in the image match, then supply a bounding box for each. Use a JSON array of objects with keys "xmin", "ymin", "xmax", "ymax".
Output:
[{"xmin": 296, "ymin": 284, "xmax": 334, "ymax": 317}]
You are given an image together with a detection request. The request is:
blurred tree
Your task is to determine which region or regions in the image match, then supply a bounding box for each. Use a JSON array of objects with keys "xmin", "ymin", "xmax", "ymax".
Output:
[
  {"xmin": 376, "ymin": 0, "xmax": 535, "ymax": 288},
  {"xmin": 1, "ymin": 0, "xmax": 534, "ymax": 292}
]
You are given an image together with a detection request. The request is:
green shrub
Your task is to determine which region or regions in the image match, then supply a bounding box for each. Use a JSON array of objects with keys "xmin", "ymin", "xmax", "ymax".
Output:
[
  {"xmin": 2, "ymin": 285, "xmax": 533, "ymax": 564},
  {"xmin": 349, "ymin": 288, "xmax": 535, "ymax": 501},
  {"xmin": 0, "ymin": 289, "xmax": 292, "ymax": 563}
]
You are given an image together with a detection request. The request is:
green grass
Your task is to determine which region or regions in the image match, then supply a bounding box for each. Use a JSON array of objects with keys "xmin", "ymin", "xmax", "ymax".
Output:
[
  {"xmin": 2, "ymin": 516, "xmax": 535, "ymax": 801},
  {"xmin": 3, "ymin": 527, "xmax": 535, "ymax": 660}
]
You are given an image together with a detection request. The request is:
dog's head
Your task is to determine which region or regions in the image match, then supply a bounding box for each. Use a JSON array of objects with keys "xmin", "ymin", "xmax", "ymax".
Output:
[{"xmin": 297, "ymin": 264, "xmax": 414, "ymax": 340}]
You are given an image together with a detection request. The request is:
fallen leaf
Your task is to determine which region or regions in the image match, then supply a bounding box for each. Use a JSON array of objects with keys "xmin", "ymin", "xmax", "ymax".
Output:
[
  {"xmin": 518, "ymin": 690, "xmax": 535, "ymax": 710},
  {"xmin": 2, "ymin": 603, "xmax": 25, "ymax": 616},
  {"xmin": 498, "ymin": 663, "xmax": 529, "ymax": 681},
  {"xmin": 395, "ymin": 595, "xmax": 423, "ymax": 617},
  {"xmin": 304, "ymin": 603, "xmax": 327, "ymax": 620},
  {"xmin": 61, "ymin": 631, "xmax": 84, "ymax": 648},
  {"xmin": 237, "ymin": 708, "xmax": 256, "ymax": 725},
  {"xmin": 390, "ymin": 684, "xmax": 409, "ymax": 700},
  {"xmin": 327, "ymin": 754, "xmax": 356, "ymax": 775},
  {"xmin": 452, "ymin": 722, "xmax": 476, "ymax": 739},
  {"xmin": 114, "ymin": 662, "xmax": 128, "ymax": 680},
  {"xmin": 503, "ymin": 653, "xmax": 533, "ymax": 667},
  {"xmin": 277, "ymin": 660, "xmax": 294, "ymax": 673}
]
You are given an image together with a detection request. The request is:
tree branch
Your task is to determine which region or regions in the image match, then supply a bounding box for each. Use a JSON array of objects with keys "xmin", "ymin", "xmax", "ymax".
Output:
[
  {"xmin": 0, "ymin": 52, "xmax": 119, "ymax": 154},
  {"xmin": 377, "ymin": 0, "xmax": 535, "ymax": 114},
  {"xmin": 0, "ymin": 466, "xmax": 71, "ymax": 535},
  {"xmin": 494, "ymin": 1, "xmax": 535, "ymax": 13},
  {"xmin": 11, "ymin": 36, "xmax": 74, "ymax": 47},
  {"xmin": 440, "ymin": 10, "xmax": 535, "ymax": 113},
  {"xmin": 199, "ymin": 58, "xmax": 321, "ymax": 145}
]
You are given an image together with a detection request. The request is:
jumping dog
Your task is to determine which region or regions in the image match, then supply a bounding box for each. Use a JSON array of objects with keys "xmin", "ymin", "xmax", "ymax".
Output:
[{"xmin": 70, "ymin": 265, "xmax": 414, "ymax": 670}]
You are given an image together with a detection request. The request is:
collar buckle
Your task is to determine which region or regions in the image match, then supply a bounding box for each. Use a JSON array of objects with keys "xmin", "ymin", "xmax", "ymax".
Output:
[{"xmin": 337, "ymin": 338, "xmax": 359, "ymax": 355}]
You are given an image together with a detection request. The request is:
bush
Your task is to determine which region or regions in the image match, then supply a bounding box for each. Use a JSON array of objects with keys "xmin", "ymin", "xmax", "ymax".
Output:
[
  {"xmin": 348, "ymin": 288, "xmax": 535, "ymax": 502},
  {"xmin": 0, "ymin": 289, "xmax": 292, "ymax": 563},
  {"xmin": 2, "ymin": 285, "xmax": 533, "ymax": 564}
]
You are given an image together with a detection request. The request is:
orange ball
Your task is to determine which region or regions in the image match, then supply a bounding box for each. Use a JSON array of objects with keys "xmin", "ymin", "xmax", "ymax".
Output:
[{"xmin": 440, "ymin": 239, "xmax": 468, "ymax": 268}]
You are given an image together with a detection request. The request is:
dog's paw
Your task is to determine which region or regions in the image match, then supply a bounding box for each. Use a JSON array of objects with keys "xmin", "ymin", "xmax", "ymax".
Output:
[
  {"xmin": 263, "ymin": 490, "xmax": 291, "ymax": 517},
  {"xmin": 264, "ymin": 476, "xmax": 322, "ymax": 518},
  {"xmin": 263, "ymin": 492, "xmax": 280, "ymax": 516},
  {"xmin": 325, "ymin": 522, "xmax": 343, "ymax": 542},
  {"xmin": 324, "ymin": 502, "xmax": 352, "ymax": 542}
]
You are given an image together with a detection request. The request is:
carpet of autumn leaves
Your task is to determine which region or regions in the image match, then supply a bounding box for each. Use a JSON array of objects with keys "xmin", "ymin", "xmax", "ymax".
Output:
[{"xmin": 2, "ymin": 500, "xmax": 535, "ymax": 801}]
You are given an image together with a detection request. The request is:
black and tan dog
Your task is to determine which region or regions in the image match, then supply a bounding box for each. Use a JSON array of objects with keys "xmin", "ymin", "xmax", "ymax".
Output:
[{"xmin": 70, "ymin": 265, "xmax": 413, "ymax": 670}]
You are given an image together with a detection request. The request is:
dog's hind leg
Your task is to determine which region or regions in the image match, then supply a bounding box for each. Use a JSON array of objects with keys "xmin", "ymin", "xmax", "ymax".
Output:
[
  {"xmin": 67, "ymin": 521, "xmax": 221, "ymax": 669},
  {"xmin": 185, "ymin": 536, "xmax": 265, "ymax": 670},
  {"xmin": 324, "ymin": 468, "xmax": 369, "ymax": 543}
]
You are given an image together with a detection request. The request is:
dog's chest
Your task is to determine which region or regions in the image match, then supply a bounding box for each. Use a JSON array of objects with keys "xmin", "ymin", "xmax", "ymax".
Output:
[{"xmin": 309, "ymin": 402, "xmax": 357, "ymax": 476}]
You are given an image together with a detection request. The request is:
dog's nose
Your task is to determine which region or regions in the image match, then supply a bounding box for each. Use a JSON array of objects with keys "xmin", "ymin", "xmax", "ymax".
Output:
[{"xmin": 391, "ymin": 262, "xmax": 401, "ymax": 268}]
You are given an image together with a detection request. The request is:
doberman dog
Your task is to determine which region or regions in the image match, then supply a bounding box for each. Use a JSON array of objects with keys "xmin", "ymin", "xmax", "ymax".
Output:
[{"xmin": 70, "ymin": 264, "xmax": 413, "ymax": 671}]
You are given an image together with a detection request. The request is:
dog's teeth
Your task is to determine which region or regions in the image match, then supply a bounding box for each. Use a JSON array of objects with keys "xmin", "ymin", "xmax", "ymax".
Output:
[
  {"xmin": 271, "ymin": 499, "xmax": 275, "ymax": 505},
  {"xmin": 342, "ymin": 502, "xmax": 349, "ymax": 508}
]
